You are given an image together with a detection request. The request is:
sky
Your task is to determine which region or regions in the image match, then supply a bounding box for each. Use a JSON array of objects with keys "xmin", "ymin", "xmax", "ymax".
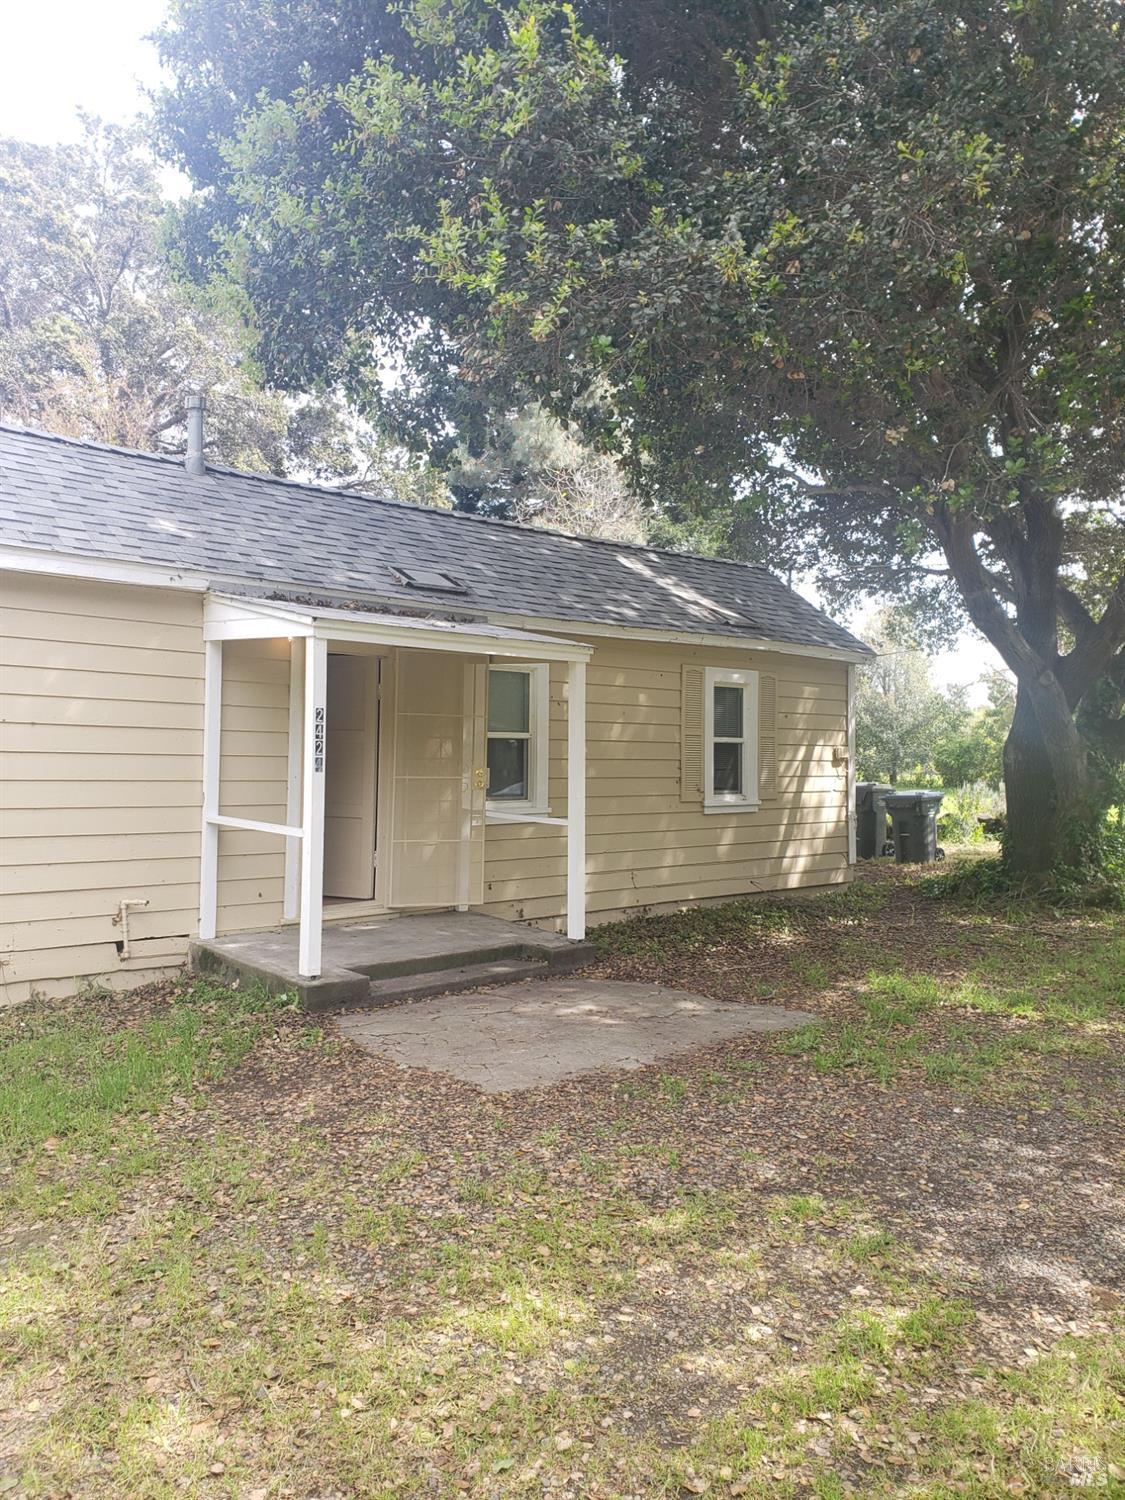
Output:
[
  {"xmin": 2, "ymin": 0, "xmax": 1005, "ymax": 698},
  {"xmin": 1, "ymin": 0, "xmax": 168, "ymax": 147}
]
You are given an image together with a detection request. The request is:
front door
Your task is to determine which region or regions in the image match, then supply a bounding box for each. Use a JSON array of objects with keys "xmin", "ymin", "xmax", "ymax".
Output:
[{"xmin": 323, "ymin": 653, "xmax": 379, "ymax": 899}]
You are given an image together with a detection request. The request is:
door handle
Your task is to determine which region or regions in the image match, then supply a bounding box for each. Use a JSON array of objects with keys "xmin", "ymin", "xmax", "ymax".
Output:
[{"xmin": 473, "ymin": 767, "xmax": 488, "ymax": 790}]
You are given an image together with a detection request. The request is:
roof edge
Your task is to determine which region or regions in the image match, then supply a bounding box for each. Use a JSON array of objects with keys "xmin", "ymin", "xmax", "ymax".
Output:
[
  {"xmin": 0, "ymin": 541, "xmax": 873, "ymax": 661},
  {"xmin": 0, "ymin": 418, "xmax": 789, "ymax": 581}
]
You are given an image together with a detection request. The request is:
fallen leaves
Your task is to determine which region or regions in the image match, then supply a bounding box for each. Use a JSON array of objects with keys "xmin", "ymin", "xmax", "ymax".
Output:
[{"xmin": 0, "ymin": 871, "xmax": 1120, "ymax": 1499}]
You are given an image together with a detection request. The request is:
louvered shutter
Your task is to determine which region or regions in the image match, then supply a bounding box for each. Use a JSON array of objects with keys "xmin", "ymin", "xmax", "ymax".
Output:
[
  {"xmin": 680, "ymin": 664, "xmax": 705, "ymax": 804},
  {"xmin": 758, "ymin": 672, "xmax": 778, "ymax": 801}
]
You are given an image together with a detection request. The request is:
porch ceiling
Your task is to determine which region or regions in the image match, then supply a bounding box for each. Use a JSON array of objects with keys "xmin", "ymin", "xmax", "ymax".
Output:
[{"xmin": 203, "ymin": 591, "xmax": 593, "ymax": 662}]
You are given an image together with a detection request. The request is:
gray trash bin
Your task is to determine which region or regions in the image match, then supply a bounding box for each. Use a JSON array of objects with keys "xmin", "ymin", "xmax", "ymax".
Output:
[
  {"xmin": 884, "ymin": 790, "xmax": 946, "ymax": 864},
  {"xmin": 855, "ymin": 782, "xmax": 894, "ymax": 859}
]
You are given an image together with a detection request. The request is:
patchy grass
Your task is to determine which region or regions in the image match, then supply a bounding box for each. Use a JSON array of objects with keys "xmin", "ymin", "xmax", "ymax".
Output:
[
  {"xmin": 1, "ymin": 867, "xmax": 1122, "ymax": 1497},
  {"xmin": 776, "ymin": 936, "xmax": 1121, "ymax": 1092},
  {"xmin": 0, "ymin": 980, "xmax": 295, "ymax": 1220},
  {"xmin": 595, "ymin": 865, "xmax": 1121, "ymax": 1100},
  {"xmin": 0, "ymin": 980, "xmax": 287, "ymax": 1155}
]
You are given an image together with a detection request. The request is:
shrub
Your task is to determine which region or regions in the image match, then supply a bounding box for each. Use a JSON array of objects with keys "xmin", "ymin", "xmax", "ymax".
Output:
[
  {"xmin": 922, "ymin": 806, "xmax": 1125, "ymax": 910},
  {"xmin": 937, "ymin": 781, "xmax": 1006, "ymax": 845}
]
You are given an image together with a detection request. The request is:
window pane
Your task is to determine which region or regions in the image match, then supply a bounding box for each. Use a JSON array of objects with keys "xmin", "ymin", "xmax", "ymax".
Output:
[
  {"xmin": 488, "ymin": 670, "xmax": 530, "ymax": 734},
  {"xmin": 713, "ymin": 684, "xmax": 744, "ymax": 740},
  {"xmin": 713, "ymin": 741, "xmax": 743, "ymax": 795},
  {"xmin": 488, "ymin": 737, "xmax": 529, "ymax": 799}
]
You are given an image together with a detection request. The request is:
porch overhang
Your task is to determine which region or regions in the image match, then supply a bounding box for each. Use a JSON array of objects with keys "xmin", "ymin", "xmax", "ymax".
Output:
[
  {"xmin": 198, "ymin": 593, "xmax": 592, "ymax": 982},
  {"xmin": 203, "ymin": 592, "xmax": 593, "ymax": 663}
]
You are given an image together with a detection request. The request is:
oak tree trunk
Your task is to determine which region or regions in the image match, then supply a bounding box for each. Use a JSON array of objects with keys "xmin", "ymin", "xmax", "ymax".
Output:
[{"xmin": 1002, "ymin": 676, "xmax": 1098, "ymax": 875}]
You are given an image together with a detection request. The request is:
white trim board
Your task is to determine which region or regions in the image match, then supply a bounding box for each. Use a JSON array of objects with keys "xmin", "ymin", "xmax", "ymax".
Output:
[
  {"xmin": 203, "ymin": 593, "xmax": 592, "ymax": 663},
  {"xmin": 702, "ymin": 665, "xmax": 760, "ymax": 813},
  {"xmin": 0, "ymin": 542, "xmax": 207, "ymax": 593}
]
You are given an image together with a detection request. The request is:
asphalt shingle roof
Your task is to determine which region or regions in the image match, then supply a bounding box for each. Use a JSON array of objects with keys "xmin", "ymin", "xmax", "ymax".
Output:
[{"xmin": 0, "ymin": 424, "xmax": 869, "ymax": 655}]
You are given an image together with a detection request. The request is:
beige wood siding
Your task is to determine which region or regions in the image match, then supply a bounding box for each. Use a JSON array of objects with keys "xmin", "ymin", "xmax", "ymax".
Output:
[
  {"xmin": 214, "ymin": 637, "xmax": 290, "ymax": 935},
  {"xmin": 1, "ymin": 572, "xmax": 206, "ymax": 1002},
  {"xmin": 0, "ymin": 573, "xmax": 290, "ymax": 1002},
  {"xmin": 479, "ymin": 641, "xmax": 851, "ymax": 927},
  {"xmin": 2, "ymin": 569, "xmax": 851, "ymax": 996}
]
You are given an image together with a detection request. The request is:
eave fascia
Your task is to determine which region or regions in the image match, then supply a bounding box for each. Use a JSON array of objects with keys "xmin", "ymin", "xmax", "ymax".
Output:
[{"xmin": 0, "ymin": 543, "xmax": 870, "ymax": 663}]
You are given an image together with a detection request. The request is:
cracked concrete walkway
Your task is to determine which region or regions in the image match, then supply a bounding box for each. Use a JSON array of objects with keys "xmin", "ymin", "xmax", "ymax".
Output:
[{"xmin": 335, "ymin": 978, "xmax": 813, "ymax": 1092}]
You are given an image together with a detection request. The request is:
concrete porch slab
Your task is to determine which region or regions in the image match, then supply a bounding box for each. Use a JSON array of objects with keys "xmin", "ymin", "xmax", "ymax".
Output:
[
  {"xmin": 190, "ymin": 912, "xmax": 593, "ymax": 1010},
  {"xmin": 336, "ymin": 979, "xmax": 814, "ymax": 1093}
]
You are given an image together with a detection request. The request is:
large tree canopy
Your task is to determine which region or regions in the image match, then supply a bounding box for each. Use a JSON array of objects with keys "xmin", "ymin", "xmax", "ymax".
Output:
[
  {"xmin": 0, "ymin": 120, "xmax": 298, "ymax": 465},
  {"xmin": 156, "ymin": 0, "xmax": 1124, "ymax": 875},
  {"xmin": 0, "ymin": 118, "xmax": 464, "ymax": 496}
]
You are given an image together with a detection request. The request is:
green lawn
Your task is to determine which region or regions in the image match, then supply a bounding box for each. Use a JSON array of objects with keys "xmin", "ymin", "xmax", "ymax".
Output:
[{"xmin": 1, "ymin": 865, "xmax": 1121, "ymax": 1497}]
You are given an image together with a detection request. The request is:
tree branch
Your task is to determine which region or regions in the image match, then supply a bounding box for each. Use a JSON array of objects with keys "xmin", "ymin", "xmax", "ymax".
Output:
[
  {"xmin": 1057, "ymin": 584, "xmax": 1097, "ymax": 639},
  {"xmin": 1056, "ymin": 574, "xmax": 1125, "ymax": 710},
  {"xmin": 930, "ymin": 506, "xmax": 1044, "ymax": 683}
]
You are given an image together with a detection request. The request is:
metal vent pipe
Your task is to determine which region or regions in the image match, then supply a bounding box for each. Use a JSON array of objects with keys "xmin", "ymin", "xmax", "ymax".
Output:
[{"xmin": 185, "ymin": 393, "xmax": 206, "ymax": 475}]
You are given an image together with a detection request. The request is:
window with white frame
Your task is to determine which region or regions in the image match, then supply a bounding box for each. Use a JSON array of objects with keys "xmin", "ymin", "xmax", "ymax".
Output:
[
  {"xmin": 486, "ymin": 664, "xmax": 550, "ymax": 814},
  {"xmin": 704, "ymin": 667, "xmax": 759, "ymax": 810}
]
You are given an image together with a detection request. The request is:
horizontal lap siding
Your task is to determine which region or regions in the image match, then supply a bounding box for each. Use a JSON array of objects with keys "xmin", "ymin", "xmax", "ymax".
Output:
[
  {"xmin": 479, "ymin": 641, "xmax": 850, "ymax": 927},
  {"xmin": 2, "ymin": 568, "xmax": 850, "ymax": 987},
  {"xmin": 0, "ymin": 573, "xmax": 207, "ymax": 1002},
  {"xmin": 1, "ymin": 580, "xmax": 294, "ymax": 1000},
  {"xmin": 215, "ymin": 638, "xmax": 290, "ymax": 934}
]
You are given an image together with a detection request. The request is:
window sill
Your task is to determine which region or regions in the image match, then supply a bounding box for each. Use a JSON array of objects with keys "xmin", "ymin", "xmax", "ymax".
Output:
[
  {"xmin": 486, "ymin": 808, "xmax": 564, "ymax": 826},
  {"xmin": 703, "ymin": 801, "xmax": 761, "ymax": 815}
]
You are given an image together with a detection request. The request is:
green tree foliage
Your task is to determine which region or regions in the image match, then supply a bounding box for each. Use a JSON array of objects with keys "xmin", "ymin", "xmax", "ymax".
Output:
[
  {"xmin": 0, "ymin": 118, "xmax": 457, "ymax": 504},
  {"xmin": 0, "ymin": 120, "xmax": 294, "ymax": 466},
  {"xmin": 284, "ymin": 401, "xmax": 454, "ymax": 508},
  {"xmin": 856, "ymin": 613, "xmax": 969, "ymax": 787},
  {"xmin": 155, "ymin": 0, "xmax": 1124, "ymax": 875},
  {"xmin": 857, "ymin": 612, "xmax": 1014, "ymax": 800},
  {"xmin": 934, "ymin": 672, "xmax": 1016, "ymax": 789},
  {"xmin": 445, "ymin": 405, "xmax": 648, "ymax": 541}
]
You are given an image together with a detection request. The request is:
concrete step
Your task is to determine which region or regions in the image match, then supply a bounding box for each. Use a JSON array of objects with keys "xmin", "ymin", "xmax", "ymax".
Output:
[
  {"xmin": 349, "ymin": 941, "xmax": 538, "ymax": 981},
  {"xmin": 348, "ymin": 936, "xmax": 596, "ymax": 982},
  {"xmin": 545, "ymin": 939, "xmax": 596, "ymax": 973},
  {"xmin": 193, "ymin": 914, "xmax": 596, "ymax": 1013},
  {"xmin": 324, "ymin": 957, "xmax": 552, "ymax": 1014}
]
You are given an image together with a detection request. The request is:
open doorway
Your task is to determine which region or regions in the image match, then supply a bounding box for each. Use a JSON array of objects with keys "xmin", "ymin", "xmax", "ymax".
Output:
[{"xmin": 323, "ymin": 653, "xmax": 380, "ymax": 902}]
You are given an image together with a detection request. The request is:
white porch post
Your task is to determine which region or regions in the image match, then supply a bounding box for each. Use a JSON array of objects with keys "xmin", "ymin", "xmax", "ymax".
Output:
[
  {"xmin": 283, "ymin": 638, "xmax": 304, "ymax": 921},
  {"xmin": 198, "ymin": 639, "xmax": 222, "ymax": 940},
  {"xmin": 566, "ymin": 658, "xmax": 587, "ymax": 940},
  {"xmin": 298, "ymin": 635, "xmax": 328, "ymax": 978}
]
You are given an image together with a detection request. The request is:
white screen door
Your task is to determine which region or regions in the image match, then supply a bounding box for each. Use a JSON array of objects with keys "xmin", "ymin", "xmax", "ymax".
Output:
[{"xmin": 388, "ymin": 651, "xmax": 486, "ymax": 908}]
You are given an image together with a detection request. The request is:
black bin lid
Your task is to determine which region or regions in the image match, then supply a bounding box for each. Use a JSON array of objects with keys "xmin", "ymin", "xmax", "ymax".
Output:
[{"xmin": 884, "ymin": 788, "xmax": 945, "ymax": 809}]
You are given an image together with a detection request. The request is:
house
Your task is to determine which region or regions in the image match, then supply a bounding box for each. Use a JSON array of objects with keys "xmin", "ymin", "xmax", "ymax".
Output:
[{"xmin": 0, "ymin": 412, "xmax": 871, "ymax": 1006}]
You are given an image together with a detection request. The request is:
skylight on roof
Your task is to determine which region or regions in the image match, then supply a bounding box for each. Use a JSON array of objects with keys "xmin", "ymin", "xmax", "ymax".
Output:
[{"xmin": 391, "ymin": 566, "xmax": 467, "ymax": 594}]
